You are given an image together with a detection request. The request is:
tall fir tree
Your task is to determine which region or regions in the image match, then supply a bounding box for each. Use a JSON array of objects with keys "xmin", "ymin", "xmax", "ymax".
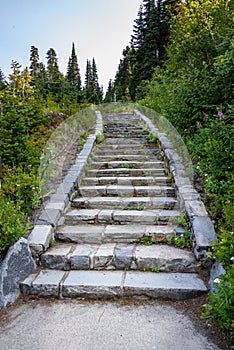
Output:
[
  {"xmin": 104, "ymin": 79, "xmax": 115, "ymax": 103},
  {"xmin": 66, "ymin": 42, "xmax": 81, "ymax": 92},
  {"xmin": 46, "ymin": 48, "xmax": 60, "ymax": 82},
  {"xmin": 0, "ymin": 69, "xmax": 6, "ymax": 91},
  {"xmin": 29, "ymin": 46, "xmax": 40, "ymax": 78},
  {"xmin": 84, "ymin": 58, "xmax": 102, "ymax": 104}
]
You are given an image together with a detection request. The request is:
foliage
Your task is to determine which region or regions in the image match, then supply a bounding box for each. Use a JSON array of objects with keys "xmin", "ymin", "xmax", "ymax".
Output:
[
  {"xmin": 202, "ymin": 229, "xmax": 234, "ymax": 341},
  {"xmin": 0, "ymin": 194, "xmax": 31, "ymax": 254},
  {"xmin": 168, "ymin": 232, "xmax": 191, "ymax": 249}
]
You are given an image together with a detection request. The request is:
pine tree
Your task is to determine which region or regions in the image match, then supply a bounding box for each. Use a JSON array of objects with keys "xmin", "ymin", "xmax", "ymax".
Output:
[
  {"xmin": 84, "ymin": 58, "xmax": 102, "ymax": 104},
  {"xmin": 104, "ymin": 79, "xmax": 115, "ymax": 103},
  {"xmin": 29, "ymin": 46, "xmax": 40, "ymax": 78},
  {"xmin": 66, "ymin": 43, "xmax": 81, "ymax": 91},
  {"xmin": 0, "ymin": 69, "xmax": 6, "ymax": 90},
  {"xmin": 46, "ymin": 48, "xmax": 60, "ymax": 82}
]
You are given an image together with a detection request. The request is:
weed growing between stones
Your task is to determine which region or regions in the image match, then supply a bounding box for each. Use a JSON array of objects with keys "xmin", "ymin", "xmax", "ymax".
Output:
[{"xmin": 168, "ymin": 232, "xmax": 191, "ymax": 249}]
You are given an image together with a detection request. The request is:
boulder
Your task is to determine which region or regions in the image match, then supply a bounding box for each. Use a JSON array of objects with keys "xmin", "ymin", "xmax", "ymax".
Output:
[{"xmin": 0, "ymin": 238, "xmax": 36, "ymax": 308}]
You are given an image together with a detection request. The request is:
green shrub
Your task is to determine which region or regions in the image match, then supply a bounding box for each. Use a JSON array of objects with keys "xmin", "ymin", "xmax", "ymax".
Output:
[
  {"xmin": 202, "ymin": 229, "xmax": 234, "ymax": 341},
  {"xmin": 1, "ymin": 167, "xmax": 40, "ymax": 214},
  {"xmin": 0, "ymin": 193, "xmax": 31, "ymax": 256}
]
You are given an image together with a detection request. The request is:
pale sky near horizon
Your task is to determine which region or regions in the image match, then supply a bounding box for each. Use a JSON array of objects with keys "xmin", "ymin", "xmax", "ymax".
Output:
[{"xmin": 1, "ymin": 0, "xmax": 142, "ymax": 92}]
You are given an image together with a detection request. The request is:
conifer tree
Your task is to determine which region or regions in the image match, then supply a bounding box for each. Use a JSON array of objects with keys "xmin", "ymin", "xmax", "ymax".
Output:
[
  {"xmin": 84, "ymin": 58, "xmax": 102, "ymax": 104},
  {"xmin": 104, "ymin": 79, "xmax": 115, "ymax": 103},
  {"xmin": 66, "ymin": 42, "xmax": 81, "ymax": 92},
  {"xmin": 29, "ymin": 46, "xmax": 40, "ymax": 78},
  {"xmin": 46, "ymin": 48, "xmax": 60, "ymax": 82},
  {"xmin": 0, "ymin": 69, "xmax": 6, "ymax": 90}
]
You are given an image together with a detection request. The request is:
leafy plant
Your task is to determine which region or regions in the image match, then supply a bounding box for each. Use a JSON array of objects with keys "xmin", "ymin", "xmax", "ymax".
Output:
[
  {"xmin": 0, "ymin": 194, "xmax": 31, "ymax": 256},
  {"xmin": 121, "ymin": 163, "xmax": 137, "ymax": 169},
  {"xmin": 168, "ymin": 232, "xmax": 191, "ymax": 249},
  {"xmin": 96, "ymin": 132, "xmax": 104, "ymax": 144}
]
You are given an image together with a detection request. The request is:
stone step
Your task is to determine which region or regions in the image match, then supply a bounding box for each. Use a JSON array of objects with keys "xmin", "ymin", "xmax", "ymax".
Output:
[
  {"xmin": 88, "ymin": 161, "xmax": 164, "ymax": 170},
  {"xmin": 40, "ymin": 243, "xmax": 200, "ymax": 272},
  {"xmin": 86, "ymin": 168, "xmax": 170, "ymax": 178},
  {"xmin": 81, "ymin": 176, "xmax": 170, "ymax": 186},
  {"xmin": 64, "ymin": 208, "xmax": 181, "ymax": 226},
  {"xmin": 92, "ymin": 154, "xmax": 159, "ymax": 162},
  {"xmin": 78, "ymin": 185, "xmax": 176, "ymax": 197},
  {"xmin": 56, "ymin": 224, "xmax": 177, "ymax": 243},
  {"xmin": 71, "ymin": 196, "xmax": 178, "ymax": 210},
  {"xmin": 20, "ymin": 270, "xmax": 207, "ymax": 300},
  {"xmin": 95, "ymin": 149, "xmax": 158, "ymax": 156}
]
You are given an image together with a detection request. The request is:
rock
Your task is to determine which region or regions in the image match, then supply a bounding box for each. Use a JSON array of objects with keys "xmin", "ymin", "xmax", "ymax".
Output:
[
  {"xmin": 209, "ymin": 261, "xmax": 226, "ymax": 294},
  {"xmin": 0, "ymin": 238, "xmax": 36, "ymax": 308}
]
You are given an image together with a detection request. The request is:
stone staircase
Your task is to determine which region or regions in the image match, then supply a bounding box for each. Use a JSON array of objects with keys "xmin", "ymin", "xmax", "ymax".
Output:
[{"xmin": 21, "ymin": 113, "xmax": 207, "ymax": 300}]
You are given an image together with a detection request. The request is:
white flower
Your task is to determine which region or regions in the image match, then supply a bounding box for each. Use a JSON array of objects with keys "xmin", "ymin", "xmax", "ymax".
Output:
[
  {"xmin": 214, "ymin": 278, "xmax": 221, "ymax": 284},
  {"xmin": 231, "ymin": 257, "xmax": 234, "ymax": 261}
]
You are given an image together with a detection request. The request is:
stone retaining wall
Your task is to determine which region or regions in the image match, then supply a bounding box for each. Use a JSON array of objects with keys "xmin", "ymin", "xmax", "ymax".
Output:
[{"xmin": 134, "ymin": 109, "xmax": 217, "ymax": 262}]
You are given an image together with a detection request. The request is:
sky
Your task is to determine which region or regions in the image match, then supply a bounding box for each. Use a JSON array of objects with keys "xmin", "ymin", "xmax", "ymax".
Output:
[{"xmin": 0, "ymin": 0, "xmax": 142, "ymax": 92}]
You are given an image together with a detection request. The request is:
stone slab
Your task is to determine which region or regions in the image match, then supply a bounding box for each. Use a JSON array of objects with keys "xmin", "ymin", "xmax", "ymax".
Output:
[
  {"xmin": 28, "ymin": 225, "xmax": 54, "ymax": 257},
  {"xmin": 44, "ymin": 202, "xmax": 66, "ymax": 212},
  {"xmin": 65, "ymin": 209, "xmax": 100, "ymax": 224},
  {"xmin": 113, "ymin": 210, "xmax": 158, "ymax": 224},
  {"xmin": 191, "ymin": 216, "xmax": 217, "ymax": 248},
  {"xmin": 0, "ymin": 238, "xmax": 36, "ymax": 308},
  {"xmin": 92, "ymin": 244, "xmax": 116, "ymax": 269},
  {"xmin": 36, "ymin": 209, "xmax": 61, "ymax": 227},
  {"xmin": 31, "ymin": 270, "xmax": 65, "ymax": 297},
  {"xmin": 41, "ymin": 244, "xmax": 72, "ymax": 270},
  {"xmin": 70, "ymin": 245, "xmax": 98, "ymax": 269},
  {"xmin": 104, "ymin": 225, "xmax": 145, "ymax": 243},
  {"xmin": 185, "ymin": 200, "xmax": 208, "ymax": 218},
  {"xmin": 123, "ymin": 271, "xmax": 207, "ymax": 300},
  {"xmin": 61, "ymin": 270, "xmax": 124, "ymax": 298},
  {"xmin": 113, "ymin": 244, "xmax": 134, "ymax": 269},
  {"xmin": 134, "ymin": 245, "xmax": 200, "ymax": 272},
  {"xmin": 56, "ymin": 225, "xmax": 104, "ymax": 244}
]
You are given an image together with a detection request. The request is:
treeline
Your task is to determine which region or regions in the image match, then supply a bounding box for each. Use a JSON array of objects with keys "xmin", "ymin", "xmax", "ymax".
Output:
[
  {"xmin": 105, "ymin": 0, "xmax": 180, "ymax": 102},
  {"xmin": 0, "ymin": 43, "xmax": 103, "ymax": 107}
]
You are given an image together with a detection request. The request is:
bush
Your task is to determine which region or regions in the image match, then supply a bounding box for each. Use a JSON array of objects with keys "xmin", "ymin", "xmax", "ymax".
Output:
[
  {"xmin": 0, "ymin": 193, "xmax": 31, "ymax": 256},
  {"xmin": 202, "ymin": 230, "xmax": 234, "ymax": 342}
]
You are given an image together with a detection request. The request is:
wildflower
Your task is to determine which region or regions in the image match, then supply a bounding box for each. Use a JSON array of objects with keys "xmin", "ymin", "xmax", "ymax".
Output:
[
  {"xmin": 231, "ymin": 257, "xmax": 234, "ymax": 261},
  {"xmin": 214, "ymin": 278, "xmax": 221, "ymax": 284},
  {"xmin": 216, "ymin": 107, "xmax": 224, "ymax": 120},
  {"xmin": 202, "ymin": 111, "xmax": 209, "ymax": 119}
]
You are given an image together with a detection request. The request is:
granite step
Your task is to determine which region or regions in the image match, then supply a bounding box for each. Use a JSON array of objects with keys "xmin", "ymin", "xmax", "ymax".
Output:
[
  {"xmin": 20, "ymin": 270, "xmax": 207, "ymax": 301},
  {"xmin": 91, "ymin": 154, "xmax": 159, "ymax": 161},
  {"xmin": 88, "ymin": 161, "xmax": 165, "ymax": 170},
  {"xmin": 86, "ymin": 168, "xmax": 170, "ymax": 178},
  {"xmin": 64, "ymin": 209, "xmax": 181, "ymax": 226},
  {"xmin": 56, "ymin": 224, "xmax": 177, "ymax": 243},
  {"xmin": 40, "ymin": 243, "xmax": 200, "ymax": 272},
  {"xmin": 95, "ymin": 149, "xmax": 159, "ymax": 156},
  {"xmin": 71, "ymin": 196, "xmax": 178, "ymax": 210},
  {"xmin": 81, "ymin": 176, "xmax": 170, "ymax": 186},
  {"xmin": 78, "ymin": 185, "xmax": 176, "ymax": 197}
]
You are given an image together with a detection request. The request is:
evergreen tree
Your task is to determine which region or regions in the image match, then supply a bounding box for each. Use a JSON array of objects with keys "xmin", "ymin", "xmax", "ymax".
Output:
[
  {"xmin": 46, "ymin": 48, "xmax": 60, "ymax": 82},
  {"xmin": 46, "ymin": 48, "xmax": 64, "ymax": 96},
  {"xmin": 66, "ymin": 42, "xmax": 81, "ymax": 91},
  {"xmin": 29, "ymin": 46, "xmax": 40, "ymax": 78},
  {"xmin": 104, "ymin": 79, "xmax": 115, "ymax": 103},
  {"xmin": 0, "ymin": 69, "xmax": 6, "ymax": 91},
  {"xmin": 84, "ymin": 58, "xmax": 102, "ymax": 104},
  {"xmin": 114, "ymin": 46, "xmax": 136, "ymax": 101}
]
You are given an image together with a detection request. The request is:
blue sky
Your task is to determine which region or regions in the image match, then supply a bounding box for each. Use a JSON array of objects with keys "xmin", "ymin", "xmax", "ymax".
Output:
[{"xmin": 1, "ymin": 0, "xmax": 142, "ymax": 91}]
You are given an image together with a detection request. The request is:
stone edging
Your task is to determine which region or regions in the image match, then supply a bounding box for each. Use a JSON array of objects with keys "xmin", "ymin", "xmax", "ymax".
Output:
[
  {"xmin": 134, "ymin": 109, "xmax": 217, "ymax": 262},
  {"xmin": 28, "ymin": 111, "xmax": 103, "ymax": 258}
]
